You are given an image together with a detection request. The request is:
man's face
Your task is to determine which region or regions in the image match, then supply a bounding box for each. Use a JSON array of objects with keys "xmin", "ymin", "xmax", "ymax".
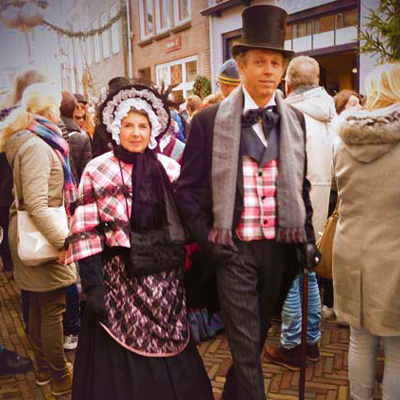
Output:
[
  {"xmin": 219, "ymin": 82, "xmax": 238, "ymax": 98},
  {"xmin": 238, "ymin": 49, "xmax": 286, "ymax": 105}
]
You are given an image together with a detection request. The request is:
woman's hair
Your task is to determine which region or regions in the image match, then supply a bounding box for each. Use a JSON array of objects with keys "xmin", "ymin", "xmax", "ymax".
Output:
[
  {"xmin": 0, "ymin": 83, "xmax": 61, "ymax": 152},
  {"xmin": 333, "ymin": 89, "xmax": 362, "ymax": 115},
  {"xmin": 125, "ymin": 107, "xmax": 152, "ymax": 128},
  {"xmin": 202, "ymin": 92, "xmax": 224, "ymax": 106},
  {"xmin": 364, "ymin": 62, "xmax": 400, "ymax": 110},
  {"xmin": 186, "ymin": 95, "xmax": 202, "ymax": 113},
  {"xmin": 60, "ymin": 91, "xmax": 78, "ymax": 118}
]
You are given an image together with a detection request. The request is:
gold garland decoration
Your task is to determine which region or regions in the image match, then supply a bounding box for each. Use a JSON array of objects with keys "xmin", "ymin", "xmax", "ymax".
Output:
[{"xmin": 42, "ymin": 4, "xmax": 126, "ymax": 38}]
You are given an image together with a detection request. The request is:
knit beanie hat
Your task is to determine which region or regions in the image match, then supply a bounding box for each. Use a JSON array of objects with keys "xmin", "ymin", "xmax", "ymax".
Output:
[{"xmin": 217, "ymin": 59, "xmax": 240, "ymax": 86}]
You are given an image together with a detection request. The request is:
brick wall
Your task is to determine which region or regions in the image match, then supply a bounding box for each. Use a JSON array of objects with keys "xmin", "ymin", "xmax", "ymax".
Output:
[{"xmin": 131, "ymin": 0, "xmax": 210, "ymax": 92}]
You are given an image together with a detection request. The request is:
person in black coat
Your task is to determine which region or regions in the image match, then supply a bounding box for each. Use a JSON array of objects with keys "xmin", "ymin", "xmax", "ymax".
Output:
[
  {"xmin": 60, "ymin": 91, "xmax": 92, "ymax": 182},
  {"xmin": 175, "ymin": 6, "xmax": 319, "ymax": 400},
  {"xmin": 92, "ymin": 76, "xmax": 130, "ymax": 158}
]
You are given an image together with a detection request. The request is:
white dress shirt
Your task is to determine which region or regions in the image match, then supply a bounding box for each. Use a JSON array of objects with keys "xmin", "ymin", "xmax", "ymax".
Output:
[{"xmin": 242, "ymin": 86, "xmax": 277, "ymax": 148}]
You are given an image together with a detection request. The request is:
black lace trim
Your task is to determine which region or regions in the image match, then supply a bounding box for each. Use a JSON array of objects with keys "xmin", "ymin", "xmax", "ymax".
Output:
[
  {"xmin": 66, "ymin": 219, "xmax": 130, "ymax": 247},
  {"xmin": 70, "ymin": 184, "xmax": 131, "ymax": 215}
]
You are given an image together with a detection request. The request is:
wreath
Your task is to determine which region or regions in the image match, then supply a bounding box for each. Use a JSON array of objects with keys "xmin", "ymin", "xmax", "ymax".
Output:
[{"xmin": 192, "ymin": 75, "xmax": 211, "ymax": 99}]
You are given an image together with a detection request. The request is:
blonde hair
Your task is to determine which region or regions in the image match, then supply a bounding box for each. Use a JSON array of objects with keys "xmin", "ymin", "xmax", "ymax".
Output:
[
  {"xmin": 202, "ymin": 92, "xmax": 224, "ymax": 106},
  {"xmin": 0, "ymin": 83, "xmax": 61, "ymax": 152},
  {"xmin": 365, "ymin": 62, "xmax": 400, "ymax": 110},
  {"xmin": 286, "ymin": 56, "xmax": 320, "ymax": 90}
]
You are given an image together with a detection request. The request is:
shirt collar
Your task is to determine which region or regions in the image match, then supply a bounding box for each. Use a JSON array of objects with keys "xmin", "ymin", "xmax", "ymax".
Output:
[{"xmin": 242, "ymin": 85, "xmax": 276, "ymax": 114}]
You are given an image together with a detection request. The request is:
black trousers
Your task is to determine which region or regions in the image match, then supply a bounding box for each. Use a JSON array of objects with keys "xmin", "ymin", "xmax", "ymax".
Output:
[
  {"xmin": 0, "ymin": 206, "xmax": 12, "ymax": 270},
  {"xmin": 215, "ymin": 239, "xmax": 298, "ymax": 400}
]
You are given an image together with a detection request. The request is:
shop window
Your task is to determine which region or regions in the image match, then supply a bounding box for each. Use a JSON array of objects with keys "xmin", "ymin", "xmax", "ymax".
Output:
[
  {"xmin": 186, "ymin": 60, "xmax": 197, "ymax": 82},
  {"xmin": 223, "ymin": 32, "xmax": 242, "ymax": 60},
  {"xmin": 155, "ymin": 0, "xmax": 171, "ymax": 33},
  {"xmin": 139, "ymin": 0, "xmax": 154, "ymax": 40},
  {"xmin": 173, "ymin": 0, "xmax": 191, "ymax": 25},
  {"xmin": 284, "ymin": 25, "xmax": 292, "ymax": 51},
  {"xmin": 93, "ymin": 19, "xmax": 101, "ymax": 63},
  {"xmin": 285, "ymin": 7, "xmax": 358, "ymax": 51},
  {"xmin": 336, "ymin": 8, "xmax": 358, "ymax": 45},
  {"xmin": 101, "ymin": 12, "xmax": 110, "ymax": 59},
  {"xmin": 156, "ymin": 56, "xmax": 197, "ymax": 100},
  {"xmin": 110, "ymin": 4, "xmax": 120, "ymax": 54},
  {"xmin": 293, "ymin": 21, "xmax": 312, "ymax": 52},
  {"xmin": 314, "ymin": 15, "xmax": 334, "ymax": 49}
]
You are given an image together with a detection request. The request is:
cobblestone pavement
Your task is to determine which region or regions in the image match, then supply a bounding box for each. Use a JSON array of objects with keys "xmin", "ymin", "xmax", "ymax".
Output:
[{"xmin": 0, "ymin": 263, "xmax": 383, "ymax": 400}]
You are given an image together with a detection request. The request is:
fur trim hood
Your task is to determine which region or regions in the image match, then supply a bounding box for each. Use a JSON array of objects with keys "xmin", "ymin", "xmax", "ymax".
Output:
[{"xmin": 338, "ymin": 103, "xmax": 400, "ymax": 162}]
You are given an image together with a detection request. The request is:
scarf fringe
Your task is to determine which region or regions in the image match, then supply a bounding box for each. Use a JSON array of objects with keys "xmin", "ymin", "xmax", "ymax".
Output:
[{"xmin": 276, "ymin": 227, "xmax": 307, "ymax": 244}]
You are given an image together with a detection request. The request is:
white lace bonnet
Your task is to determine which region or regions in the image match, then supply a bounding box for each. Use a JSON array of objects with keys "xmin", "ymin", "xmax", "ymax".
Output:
[{"xmin": 102, "ymin": 85, "xmax": 170, "ymax": 149}]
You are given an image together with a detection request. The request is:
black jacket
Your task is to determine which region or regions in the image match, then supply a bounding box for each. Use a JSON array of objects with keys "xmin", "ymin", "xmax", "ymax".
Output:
[
  {"xmin": 92, "ymin": 124, "xmax": 113, "ymax": 158},
  {"xmin": 60, "ymin": 117, "xmax": 92, "ymax": 182},
  {"xmin": 175, "ymin": 103, "xmax": 315, "ymax": 247}
]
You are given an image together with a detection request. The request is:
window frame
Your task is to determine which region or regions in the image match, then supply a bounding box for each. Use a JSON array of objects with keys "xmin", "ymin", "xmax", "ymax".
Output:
[
  {"xmin": 101, "ymin": 11, "xmax": 110, "ymax": 59},
  {"xmin": 173, "ymin": 0, "xmax": 191, "ymax": 26},
  {"xmin": 155, "ymin": 55, "xmax": 198, "ymax": 100},
  {"xmin": 93, "ymin": 19, "xmax": 101, "ymax": 63},
  {"xmin": 110, "ymin": 4, "xmax": 120, "ymax": 54},
  {"xmin": 155, "ymin": 0, "xmax": 171, "ymax": 34},
  {"xmin": 139, "ymin": 0, "xmax": 154, "ymax": 40}
]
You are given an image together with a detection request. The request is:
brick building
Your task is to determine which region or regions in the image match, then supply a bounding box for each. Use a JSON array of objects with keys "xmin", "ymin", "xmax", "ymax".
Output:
[
  {"xmin": 131, "ymin": 0, "xmax": 210, "ymax": 102},
  {"xmin": 58, "ymin": 0, "xmax": 128, "ymax": 102},
  {"xmin": 203, "ymin": 0, "xmax": 381, "ymax": 95}
]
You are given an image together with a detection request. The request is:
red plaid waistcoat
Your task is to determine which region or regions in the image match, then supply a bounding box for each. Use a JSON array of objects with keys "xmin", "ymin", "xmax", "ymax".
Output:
[
  {"xmin": 66, "ymin": 152, "xmax": 180, "ymax": 264},
  {"xmin": 235, "ymin": 156, "xmax": 279, "ymax": 241}
]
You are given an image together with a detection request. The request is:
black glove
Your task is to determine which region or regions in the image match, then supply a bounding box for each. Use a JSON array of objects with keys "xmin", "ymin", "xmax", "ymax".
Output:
[
  {"xmin": 85, "ymin": 286, "xmax": 108, "ymax": 323},
  {"xmin": 296, "ymin": 243, "xmax": 321, "ymax": 271}
]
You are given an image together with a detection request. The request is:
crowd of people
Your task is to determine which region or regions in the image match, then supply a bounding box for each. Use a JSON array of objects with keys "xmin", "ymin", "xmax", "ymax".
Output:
[{"xmin": 0, "ymin": 4, "xmax": 399, "ymax": 400}]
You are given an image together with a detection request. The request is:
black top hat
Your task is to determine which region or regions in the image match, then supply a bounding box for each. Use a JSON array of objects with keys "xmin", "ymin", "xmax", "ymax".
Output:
[
  {"xmin": 73, "ymin": 93, "xmax": 88, "ymax": 104},
  {"xmin": 232, "ymin": 5, "xmax": 294, "ymax": 58}
]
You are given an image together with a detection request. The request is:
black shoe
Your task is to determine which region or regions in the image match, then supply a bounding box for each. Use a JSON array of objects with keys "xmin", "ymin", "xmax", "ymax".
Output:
[{"xmin": 0, "ymin": 349, "xmax": 33, "ymax": 375}]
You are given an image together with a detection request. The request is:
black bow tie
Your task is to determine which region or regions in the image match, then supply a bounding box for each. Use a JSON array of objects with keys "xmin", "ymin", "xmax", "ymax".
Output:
[{"xmin": 241, "ymin": 106, "xmax": 280, "ymax": 140}]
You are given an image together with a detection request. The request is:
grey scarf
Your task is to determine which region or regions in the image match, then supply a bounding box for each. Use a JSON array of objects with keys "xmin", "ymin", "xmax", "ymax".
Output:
[{"xmin": 211, "ymin": 85, "xmax": 307, "ymax": 244}]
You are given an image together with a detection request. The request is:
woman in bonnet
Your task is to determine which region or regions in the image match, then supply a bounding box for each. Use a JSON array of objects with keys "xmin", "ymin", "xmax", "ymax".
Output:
[{"xmin": 66, "ymin": 83, "xmax": 213, "ymax": 400}]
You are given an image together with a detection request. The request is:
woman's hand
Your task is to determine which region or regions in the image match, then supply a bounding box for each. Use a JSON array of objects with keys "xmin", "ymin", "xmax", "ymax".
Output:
[{"xmin": 59, "ymin": 249, "xmax": 67, "ymax": 265}]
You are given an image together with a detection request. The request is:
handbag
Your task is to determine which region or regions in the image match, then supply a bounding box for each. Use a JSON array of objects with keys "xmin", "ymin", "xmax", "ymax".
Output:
[
  {"xmin": 128, "ymin": 229, "xmax": 186, "ymax": 277},
  {"xmin": 315, "ymin": 201, "xmax": 339, "ymax": 280},
  {"xmin": 14, "ymin": 183, "xmax": 68, "ymax": 267}
]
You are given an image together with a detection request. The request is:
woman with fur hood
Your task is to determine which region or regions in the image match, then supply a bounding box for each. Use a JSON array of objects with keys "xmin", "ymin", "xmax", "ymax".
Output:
[{"xmin": 332, "ymin": 62, "xmax": 400, "ymax": 399}]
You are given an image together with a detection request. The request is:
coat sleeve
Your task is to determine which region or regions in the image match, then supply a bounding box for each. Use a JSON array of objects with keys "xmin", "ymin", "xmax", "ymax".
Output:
[
  {"xmin": 297, "ymin": 109, "xmax": 316, "ymax": 244},
  {"xmin": 174, "ymin": 112, "xmax": 213, "ymax": 245},
  {"xmin": 66, "ymin": 165, "xmax": 104, "ymax": 264},
  {"xmin": 18, "ymin": 142, "xmax": 66, "ymax": 249},
  {"xmin": 76, "ymin": 133, "xmax": 92, "ymax": 181}
]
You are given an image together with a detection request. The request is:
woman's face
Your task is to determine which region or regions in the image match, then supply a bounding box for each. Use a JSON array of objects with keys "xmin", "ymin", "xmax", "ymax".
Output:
[
  {"xmin": 119, "ymin": 111, "xmax": 151, "ymax": 153},
  {"xmin": 345, "ymin": 94, "xmax": 362, "ymax": 111},
  {"xmin": 73, "ymin": 103, "xmax": 86, "ymax": 121}
]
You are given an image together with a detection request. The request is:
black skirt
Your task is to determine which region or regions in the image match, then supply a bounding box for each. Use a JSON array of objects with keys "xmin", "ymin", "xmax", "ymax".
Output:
[{"xmin": 72, "ymin": 307, "xmax": 214, "ymax": 400}]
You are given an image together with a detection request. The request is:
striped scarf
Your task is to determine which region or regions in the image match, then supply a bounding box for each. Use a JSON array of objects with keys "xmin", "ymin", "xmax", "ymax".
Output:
[{"xmin": 28, "ymin": 115, "xmax": 77, "ymax": 213}]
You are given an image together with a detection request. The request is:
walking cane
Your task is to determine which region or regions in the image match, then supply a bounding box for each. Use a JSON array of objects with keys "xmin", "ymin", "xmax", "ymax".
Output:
[{"xmin": 299, "ymin": 268, "xmax": 309, "ymax": 400}]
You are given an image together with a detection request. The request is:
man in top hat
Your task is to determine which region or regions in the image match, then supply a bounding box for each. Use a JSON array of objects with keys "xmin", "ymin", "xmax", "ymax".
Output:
[
  {"xmin": 175, "ymin": 5, "xmax": 319, "ymax": 400},
  {"xmin": 217, "ymin": 58, "xmax": 241, "ymax": 98}
]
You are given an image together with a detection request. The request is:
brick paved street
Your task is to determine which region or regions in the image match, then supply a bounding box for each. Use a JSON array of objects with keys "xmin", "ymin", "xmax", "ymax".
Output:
[{"xmin": 0, "ymin": 261, "xmax": 383, "ymax": 400}]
